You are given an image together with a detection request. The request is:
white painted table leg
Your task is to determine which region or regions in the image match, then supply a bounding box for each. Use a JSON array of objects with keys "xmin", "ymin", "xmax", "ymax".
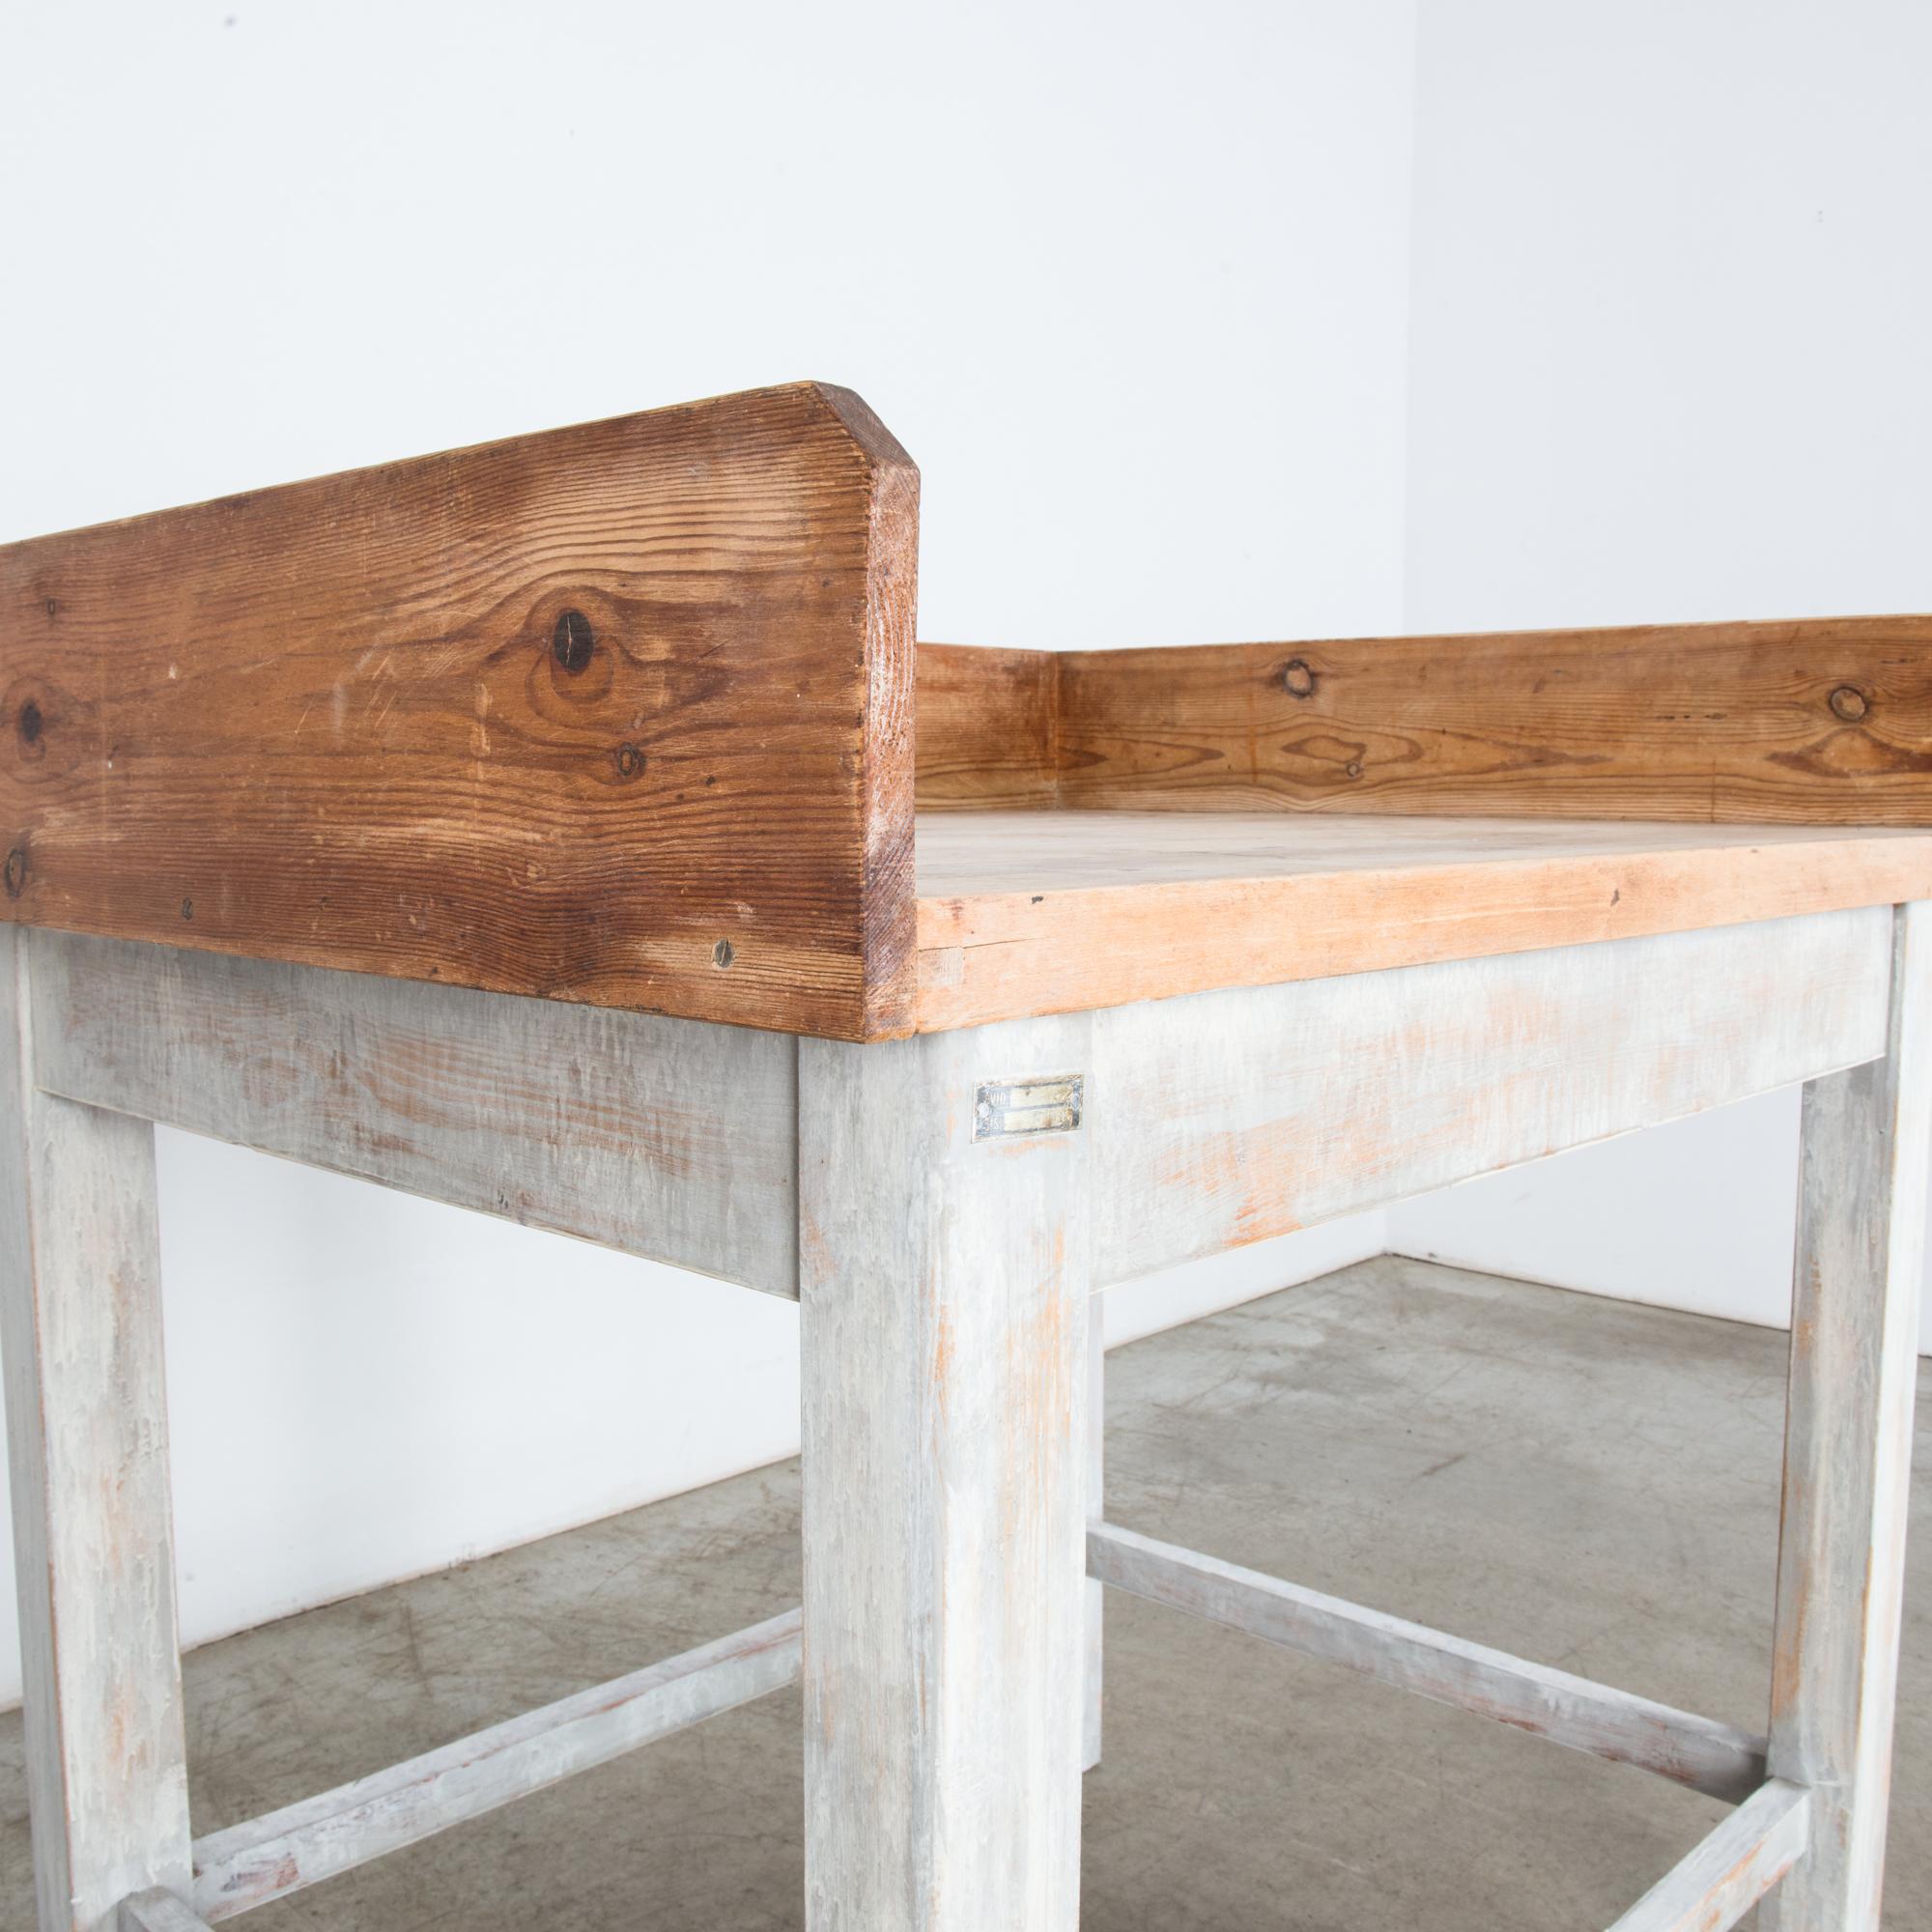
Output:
[
  {"xmin": 0, "ymin": 930, "xmax": 192, "ymax": 1932},
  {"xmin": 800, "ymin": 1018, "xmax": 1091, "ymax": 1931},
  {"xmin": 1764, "ymin": 900, "xmax": 1932, "ymax": 1932},
  {"xmin": 1083, "ymin": 1305, "xmax": 1104, "ymax": 1774}
]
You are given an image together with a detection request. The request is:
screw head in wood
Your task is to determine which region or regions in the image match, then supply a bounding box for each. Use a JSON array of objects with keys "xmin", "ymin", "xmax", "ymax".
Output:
[
  {"xmin": 553, "ymin": 610, "xmax": 595, "ymax": 674},
  {"xmin": 712, "ymin": 939, "xmax": 735, "ymax": 969},
  {"xmin": 1830, "ymin": 685, "xmax": 1869, "ymax": 724}
]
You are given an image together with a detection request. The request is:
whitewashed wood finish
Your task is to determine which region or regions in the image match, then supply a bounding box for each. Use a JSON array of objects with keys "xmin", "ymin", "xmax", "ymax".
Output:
[
  {"xmin": 1764, "ymin": 900, "xmax": 1932, "ymax": 1931},
  {"xmin": 1088, "ymin": 908, "xmax": 1892, "ymax": 1285},
  {"xmin": 32, "ymin": 929, "xmax": 798, "ymax": 1296},
  {"xmin": 800, "ymin": 1015, "xmax": 1092, "ymax": 1931},
  {"xmin": 1082, "ymin": 1315, "xmax": 1104, "ymax": 1774},
  {"xmin": 1088, "ymin": 1522, "xmax": 1767, "ymax": 1803},
  {"xmin": 117, "ymin": 1892, "xmax": 213, "ymax": 1932},
  {"xmin": 1604, "ymin": 1779, "xmax": 1811, "ymax": 1932},
  {"xmin": 191, "ymin": 1608, "xmax": 801, "ymax": 1920},
  {"xmin": 0, "ymin": 927, "xmax": 193, "ymax": 1932}
]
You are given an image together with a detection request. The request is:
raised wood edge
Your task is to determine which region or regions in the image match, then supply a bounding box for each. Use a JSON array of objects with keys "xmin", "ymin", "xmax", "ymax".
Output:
[
  {"xmin": 0, "ymin": 382, "xmax": 922, "ymax": 1042},
  {"xmin": 915, "ymin": 617, "xmax": 1932, "ymax": 826}
]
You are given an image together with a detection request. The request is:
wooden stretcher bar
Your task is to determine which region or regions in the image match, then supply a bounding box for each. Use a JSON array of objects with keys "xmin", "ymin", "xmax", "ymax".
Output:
[
  {"xmin": 188, "ymin": 1610, "xmax": 803, "ymax": 1921},
  {"xmin": 1087, "ymin": 1521, "xmax": 1765, "ymax": 1802}
]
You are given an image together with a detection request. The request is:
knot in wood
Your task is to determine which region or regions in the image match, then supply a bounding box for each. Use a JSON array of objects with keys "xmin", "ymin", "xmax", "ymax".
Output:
[
  {"xmin": 1829, "ymin": 685, "xmax": 1869, "ymax": 724},
  {"xmin": 1280, "ymin": 658, "xmax": 1318, "ymax": 700},
  {"xmin": 553, "ymin": 609, "xmax": 596, "ymax": 674}
]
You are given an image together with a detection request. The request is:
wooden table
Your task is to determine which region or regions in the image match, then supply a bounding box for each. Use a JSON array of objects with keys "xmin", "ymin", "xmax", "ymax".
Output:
[{"xmin": 2, "ymin": 383, "xmax": 1926, "ymax": 1932}]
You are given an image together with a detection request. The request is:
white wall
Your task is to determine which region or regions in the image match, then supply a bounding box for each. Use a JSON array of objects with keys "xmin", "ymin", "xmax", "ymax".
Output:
[
  {"xmin": 0, "ymin": 0, "xmax": 1414, "ymax": 1701},
  {"xmin": 1391, "ymin": 0, "xmax": 1932, "ymax": 1351}
]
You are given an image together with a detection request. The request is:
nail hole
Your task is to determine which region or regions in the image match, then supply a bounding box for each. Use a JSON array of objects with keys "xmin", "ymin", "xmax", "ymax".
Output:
[
  {"xmin": 552, "ymin": 610, "xmax": 595, "ymax": 673},
  {"xmin": 3, "ymin": 849, "xmax": 24, "ymax": 897},
  {"xmin": 1281, "ymin": 658, "xmax": 1317, "ymax": 700},
  {"xmin": 1830, "ymin": 685, "xmax": 1869, "ymax": 724},
  {"xmin": 712, "ymin": 939, "xmax": 735, "ymax": 969}
]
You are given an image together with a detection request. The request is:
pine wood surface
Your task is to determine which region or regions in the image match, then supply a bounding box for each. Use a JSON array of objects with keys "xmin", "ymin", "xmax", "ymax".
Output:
[
  {"xmin": 913, "ymin": 810, "xmax": 1932, "ymax": 1029},
  {"xmin": 917, "ymin": 618, "xmax": 1932, "ymax": 824},
  {"xmin": 0, "ymin": 384, "xmax": 918, "ymax": 1040}
]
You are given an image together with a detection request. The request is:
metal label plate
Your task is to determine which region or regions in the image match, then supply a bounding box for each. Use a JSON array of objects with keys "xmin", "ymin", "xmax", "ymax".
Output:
[{"xmin": 974, "ymin": 1073, "xmax": 1084, "ymax": 1141}]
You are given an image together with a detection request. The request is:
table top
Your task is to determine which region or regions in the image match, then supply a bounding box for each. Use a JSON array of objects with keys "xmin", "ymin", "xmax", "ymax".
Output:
[
  {"xmin": 7, "ymin": 382, "xmax": 1932, "ymax": 1039},
  {"xmin": 912, "ymin": 810, "xmax": 1932, "ymax": 1029}
]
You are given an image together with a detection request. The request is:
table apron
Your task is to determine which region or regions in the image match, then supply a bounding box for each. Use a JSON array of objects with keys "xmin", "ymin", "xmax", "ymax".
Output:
[{"xmin": 27, "ymin": 905, "xmax": 1895, "ymax": 1298}]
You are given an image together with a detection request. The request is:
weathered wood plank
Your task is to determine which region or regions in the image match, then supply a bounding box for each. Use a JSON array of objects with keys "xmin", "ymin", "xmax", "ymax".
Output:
[
  {"xmin": 31, "ymin": 929, "xmax": 799, "ymax": 1296},
  {"xmin": 1088, "ymin": 1522, "xmax": 1767, "ymax": 1804},
  {"xmin": 913, "ymin": 810, "xmax": 1932, "ymax": 1031},
  {"xmin": 118, "ymin": 1892, "xmax": 214, "ymax": 1932},
  {"xmin": 1083, "ymin": 1316, "xmax": 1104, "ymax": 1775},
  {"xmin": 1605, "ymin": 1779, "xmax": 1810, "ymax": 1932},
  {"xmin": 915, "ymin": 643, "xmax": 1059, "ymax": 809},
  {"xmin": 800, "ymin": 1015, "xmax": 1091, "ymax": 1930},
  {"xmin": 0, "ymin": 383, "xmax": 920, "ymax": 1040},
  {"xmin": 1051, "ymin": 616, "xmax": 1932, "ymax": 823},
  {"xmin": 1763, "ymin": 900, "xmax": 1932, "ymax": 1931},
  {"xmin": 189, "ymin": 1609, "xmax": 801, "ymax": 1921},
  {"xmin": 1086, "ymin": 906, "xmax": 1892, "ymax": 1286},
  {"xmin": 0, "ymin": 928, "xmax": 192, "ymax": 1932}
]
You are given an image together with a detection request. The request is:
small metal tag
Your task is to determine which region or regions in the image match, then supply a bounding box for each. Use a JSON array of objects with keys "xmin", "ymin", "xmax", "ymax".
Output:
[{"xmin": 974, "ymin": 1074, "xmax": 1084, "ymax": 1142}]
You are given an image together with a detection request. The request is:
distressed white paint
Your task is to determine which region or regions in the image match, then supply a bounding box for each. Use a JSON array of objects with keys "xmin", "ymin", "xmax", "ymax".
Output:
[
  {"xmin": 190, "ymin": 1609, "xmax": 802, "ymax": 1921},
  {"xmin": 1603, "ymin": 1779, "xmax": 1810, "ymax": 1932},
  {"xmin": 0, "ymin": 928, "xmax": 192, "ymax": 1932},
  {"xmin": 1082, "ymin": 1315, "xmax": 1104, "ymax": 1774},
  {"xmin": 1088, "ymin": 1522, "xmax": 1765, "ymax": 1804},
  {"xmin": 1090, "ymin": 910, "xmax": 1890, "ymax": 1285},
  {"xmin": 799, "ymin": 1016, "xmax": 1091, "ymax": 1931},
  {"xmin": 1764, "ymin": 901, "xmax": 1932, "ymax": 1929},
  {"xmin": 33, "ymin": 930, "xmax": 798, "ymax": 1297}
]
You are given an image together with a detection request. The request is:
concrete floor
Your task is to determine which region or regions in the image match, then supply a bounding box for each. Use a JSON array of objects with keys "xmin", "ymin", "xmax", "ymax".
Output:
[{"xmin": 3, "ymin": 1255, "xmax": 1927, "ymax": 1928}]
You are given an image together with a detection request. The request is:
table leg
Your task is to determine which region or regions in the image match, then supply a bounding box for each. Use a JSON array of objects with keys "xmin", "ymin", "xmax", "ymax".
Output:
[
  {"xmin": 800, "ymin": 1018, "xmax": 1091, "ymax": 1931},
  {"xmin": 0, "ymin": 930, "xmax": 192, "ymax": 1932},
  {"xmin": 1765, "ymin": 900, "xmax": 1932, "ymax": 1931},
  {"xmin": 1084, "ymin": 1309, "xmax": 1105, "ymax": 1774}
]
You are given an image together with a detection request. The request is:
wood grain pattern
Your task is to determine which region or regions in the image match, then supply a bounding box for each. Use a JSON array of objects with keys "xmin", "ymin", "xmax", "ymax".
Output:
[
  {"xmin": 1605, "ymin": 1780, "xmax": 1810, "ymax": 1932},
  {"xmin": 1084, "ymin": 908, "xmax": 1891, "ymax": 1285},
  {"xmin": 1088, "ymin": 1522, "xmax": 1767, "ymax": 1804},
  {"xmin": 1048, "ymin": 616, "xmax": 1932, "ymax": 823},
  {"xmin": 915, "ymin": 643, "xmax": 1057, "ymax": 808},
  {"xmin": 191, "ymin": 1610, "xmax": 802, "ymax": 1921},
  {"xmin": 0, "ymin": 928, "xmax": 193, "ymax": 1932},
  {"xmin": 32, "ymin": 929, "xmax": 800, "ymax": 1297},
  {"xmin": 0, "ymin": 383, "xmax": 919, "ymax": 1040},
  {"xmin": 914, "ymin": 810, "xmax": 1932, "ymax": 1031},
  {"xmin": 1764, "ymin": 901, "xmax": 1932, "ymax": 1932}
]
